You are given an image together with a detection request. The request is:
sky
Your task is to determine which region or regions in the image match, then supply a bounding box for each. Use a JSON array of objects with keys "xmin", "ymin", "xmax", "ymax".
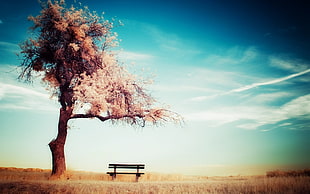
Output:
[{"xmin": 0, "ymin": 0, "xmax": 309, "ymax": 176}]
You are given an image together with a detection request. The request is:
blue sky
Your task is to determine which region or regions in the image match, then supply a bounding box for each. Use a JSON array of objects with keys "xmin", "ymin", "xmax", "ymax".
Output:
[{"xmin": 0, "ymin": 0, "xmax": 309, "ymax": 176}]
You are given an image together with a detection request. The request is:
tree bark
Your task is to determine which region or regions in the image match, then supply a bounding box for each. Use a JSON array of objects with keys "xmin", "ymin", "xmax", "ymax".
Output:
[{"xmin": 49, "ymin": 107, "xmax": 72, "ymax": 179}]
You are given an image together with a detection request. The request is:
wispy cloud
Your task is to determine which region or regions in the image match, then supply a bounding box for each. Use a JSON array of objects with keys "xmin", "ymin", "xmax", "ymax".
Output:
[
  {"xmin": 0, "ymin": 82, "xmax": 49, "ymax": 99},
  {"xmin": 204, "ymin": 46, "xmax": 258, "ymax": 67},
  {"xmin": 183, "ymin": 47, "xmax": 310, "ymax": 129},
  {"xmin": 0, "ymin": 41, "xmax": 20, "ymax": 53},
  {"xmin": 143, "ymin": 23, "xmax": 202, "ymax": 55},
  {"xmin": 244, "ymin": 92, "xmax": 292, "ymax": 104},
  {"xmin": 121, "ymin": 19, "xmax": 195, "ymax": 55},
  {"xmin": 185, "ymin": 106, "xmax": 265, "ymax": 127},
  {"xmin": 238, "ymin": 94, "xmax": 310, "ymax": 130},
  {"xmin": 269, "ymin": 56, "xmax": 309, "ymax": 73},
  {"xmin": 0, "ymin": 19, "xmax": 3, "ymax": 24},
  {"xmin": 186, "ymin": 94, "xmax": 310, "ymax": 130},
  {"xmin": 0, "ymin": 81, "xmax": 57, "ymax": 111},
  {"xmin": 118, "ymin": 50, "xmax": 154, "ymax": 61},
  {"xmin": 152, "ymin": 84, "xmax": 218, "ymax": 93}
]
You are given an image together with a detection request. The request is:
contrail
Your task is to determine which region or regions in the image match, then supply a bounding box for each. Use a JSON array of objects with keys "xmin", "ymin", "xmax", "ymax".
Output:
[
  {"xmin": 229, "ymin": 69, "xmax": 310, "ymax": 93},
  {"xmin": 190, "ymin": 69, "xmax": 310, "ymax": 101}
]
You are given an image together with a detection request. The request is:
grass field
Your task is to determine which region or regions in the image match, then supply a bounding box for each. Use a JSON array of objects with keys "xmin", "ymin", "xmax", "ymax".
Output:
[{"xmin": 0, "ymin": 167, "xmax": 309, "ymax": 193}]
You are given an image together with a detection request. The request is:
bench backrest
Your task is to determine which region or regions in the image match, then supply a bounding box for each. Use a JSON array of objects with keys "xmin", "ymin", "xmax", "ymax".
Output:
[{"xmin": 108, "ymin": 164, "xmax": 145, "ymax": 169}]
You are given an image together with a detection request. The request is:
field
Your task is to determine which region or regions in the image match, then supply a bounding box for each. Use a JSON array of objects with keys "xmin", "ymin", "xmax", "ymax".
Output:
[{"xmin": 0, "ymin": 167, "xmax": 310, "ymax": 193}]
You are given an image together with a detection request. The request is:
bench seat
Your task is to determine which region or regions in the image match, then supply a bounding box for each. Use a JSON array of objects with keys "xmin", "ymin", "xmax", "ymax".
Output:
[{"xmin": 107, "ymin": 172, "xmax": 145, "ymax": 175}]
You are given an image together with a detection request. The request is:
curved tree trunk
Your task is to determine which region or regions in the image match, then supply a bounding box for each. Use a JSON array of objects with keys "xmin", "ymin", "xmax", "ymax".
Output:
[{"xmin": 49, "ymin": 107, "xmax": 72, "ymax": 179}]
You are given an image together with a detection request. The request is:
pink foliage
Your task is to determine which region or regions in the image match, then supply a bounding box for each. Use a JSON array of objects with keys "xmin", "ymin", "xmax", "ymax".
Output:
[{"xmin": 19, "ymin": 0, "xmax": 181, "ymax": 126}]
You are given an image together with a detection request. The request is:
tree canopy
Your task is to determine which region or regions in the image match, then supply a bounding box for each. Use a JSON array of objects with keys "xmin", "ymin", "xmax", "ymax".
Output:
[{"xmin": 19, "ymin": 0, "xmax": 181, "ymax": 126}]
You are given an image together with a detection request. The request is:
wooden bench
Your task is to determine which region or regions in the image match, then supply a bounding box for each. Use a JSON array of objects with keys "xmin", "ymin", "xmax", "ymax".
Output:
[{"xmin": 107, "ymin": 163, "xmax": 145, "ymax": 182}]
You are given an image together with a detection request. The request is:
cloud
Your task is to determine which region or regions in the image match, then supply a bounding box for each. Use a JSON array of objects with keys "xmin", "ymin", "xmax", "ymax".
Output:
[
  {"xmin": 186, "ymin": 94, "xmax": 310, "ymax": 130},
  {"xmin": 188, "ymin": 47, "xmax": 263, "ymax": 102},
  {"xmin": 0, "ymin": 41, "xmax": 20, "ymax": 53},
  {"xmin": 183, "ymin": 47, "xmax": 310, "ymax": 130},
  {"xmin": 282, "ymin": 95, "xmax": 310, "ymax": 119},
  {"xmin": 204, "ymin": 46, "xmax": 258, "ymax": 67},
  {"xmin": 0, "ymin": 19, "xmax": 3, "ymax": 24},
  {"xmin": 241, "ymin": 94, "xmax": 310, "ymax": 130},
  {"xmin": 120, "ymin": 19, "xmax": 197, "ymax": 55},
  {"xmin": 0, "ymin": 83, "xmax": 49, "ymax": 99},
  {"xmin": 118, "ymin": 51, "xmax": 154, "ymax": 61},
  {"xmin": 0, "ymin": 81, "xmax": 57, "ymax": 111},
  {"xmin": 188, "ymin": 68, "xmax": 244, "ymax": 88},
  {"xmin": 185, "ymin": 106, "xmax": 266, "ymax": 127},
  {"xmin": 189, "ymin": 46, "xmax": 310, "ymax": 102},
  {"xmin": 245, "ymin": 92, "xmax": 292, "ymax": 104},
  {"xmin": 152, "ymin": 84, "xmax": 217, "ymax": 93},
  {"xmin": 269, "ymin": 56, "xmax": 309, "ymax": 73},
  {"xmin": 144, "ymin": 23, "xmax": 202, "ymax": 55}
]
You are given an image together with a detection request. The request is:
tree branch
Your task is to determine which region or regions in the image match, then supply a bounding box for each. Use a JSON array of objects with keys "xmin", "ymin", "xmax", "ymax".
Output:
[{"xmin": 70, "ymin": 113, "xmax": 145, "ymax": 122}]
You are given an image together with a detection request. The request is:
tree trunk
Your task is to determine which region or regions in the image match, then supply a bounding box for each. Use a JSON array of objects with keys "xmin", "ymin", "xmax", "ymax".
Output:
[{"xmin": 49, "ymin": 107, "xmax": 72, "ymax": 179}]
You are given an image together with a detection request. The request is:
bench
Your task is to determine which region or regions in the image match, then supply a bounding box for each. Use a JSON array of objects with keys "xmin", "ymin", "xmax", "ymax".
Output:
[{"xmin": 107, "ymin": 163, "xmax": 145, "ymax": 182}]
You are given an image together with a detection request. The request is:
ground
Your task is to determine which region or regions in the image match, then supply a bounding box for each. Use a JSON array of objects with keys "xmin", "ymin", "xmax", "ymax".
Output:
[{"xmin": 0, "ymin": 167, "xmax": 309, "ymax": 193}]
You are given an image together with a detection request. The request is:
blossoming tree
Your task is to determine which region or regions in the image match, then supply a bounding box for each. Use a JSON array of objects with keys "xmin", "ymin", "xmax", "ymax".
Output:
[{"xmin": 19, "ymin": 0, "xmax": 181, "ymax": 178}]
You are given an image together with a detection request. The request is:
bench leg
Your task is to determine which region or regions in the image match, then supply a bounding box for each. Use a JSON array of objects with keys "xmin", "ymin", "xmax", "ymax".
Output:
[
  {"xmin": 135, "ymin": 175, "xmax": 138, "ymax": 182},
  {"xmin": 135, "ymin": 174, "xmax": 141, "ymax": 182}
]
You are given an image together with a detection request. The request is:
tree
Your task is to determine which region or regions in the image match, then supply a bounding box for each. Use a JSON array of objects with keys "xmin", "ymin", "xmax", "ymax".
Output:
[{"xmin": 19, "ymin": 0, "xmax": 181, "ymax": 179}]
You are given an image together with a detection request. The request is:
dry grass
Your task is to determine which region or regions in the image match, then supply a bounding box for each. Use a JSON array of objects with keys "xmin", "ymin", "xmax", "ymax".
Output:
[
  {"xmin": 1, "ymin": 167, "xmax": 310, "ymax": 193},
  {"xmin": 266, "ymin": 169, "xmax": 310, "ymax": 177}
]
